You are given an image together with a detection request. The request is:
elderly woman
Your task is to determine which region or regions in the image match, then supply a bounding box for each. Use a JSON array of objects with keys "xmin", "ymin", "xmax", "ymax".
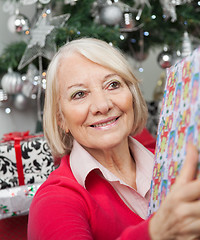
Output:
[{"xmin": 28, "ymin": 38, "xmax": 200, "ymax": 240}]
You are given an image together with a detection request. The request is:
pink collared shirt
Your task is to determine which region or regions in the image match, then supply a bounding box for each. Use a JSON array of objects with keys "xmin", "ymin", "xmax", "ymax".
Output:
[{"xmin": 70, "ymin": 136, "xmax": 154, "ymax": 220}]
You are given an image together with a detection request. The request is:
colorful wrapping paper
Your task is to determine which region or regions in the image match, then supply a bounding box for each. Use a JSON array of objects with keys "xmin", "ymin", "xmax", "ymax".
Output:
[
  {"xmin": 148, "ymin": 46, "xmax": 200, "ymax": 216},
  {"xmin": 0, "ymin": 183, "xmax": 41, "ymax": 219}
]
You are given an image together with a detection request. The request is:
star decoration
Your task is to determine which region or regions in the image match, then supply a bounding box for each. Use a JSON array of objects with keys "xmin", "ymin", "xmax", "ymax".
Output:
[{"xmin": 18, "ymin": 10, "xmax": 70, "ymax": 70}]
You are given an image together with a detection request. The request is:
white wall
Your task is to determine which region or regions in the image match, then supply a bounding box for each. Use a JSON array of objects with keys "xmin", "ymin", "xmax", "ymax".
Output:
[
  {"xmin": 0, "ymin": 0, "xmax": 163, "ymax": 138},
  {"xmin": 0, "ymin": 1, "xmax": 38, "ymax": 137},
  {"xmin": 127, "ymin": 48, "xmax": 163, "ymax": 101}
]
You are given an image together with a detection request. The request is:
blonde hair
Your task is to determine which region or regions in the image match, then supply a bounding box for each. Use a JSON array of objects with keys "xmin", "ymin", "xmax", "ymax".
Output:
[{"xmin": 43, "ymin": 38, "xmax": 148, "ymax": 158}]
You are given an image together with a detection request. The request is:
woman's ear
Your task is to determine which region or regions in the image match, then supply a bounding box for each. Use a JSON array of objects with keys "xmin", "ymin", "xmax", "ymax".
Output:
[{"xmin": 57, "ymin": 111, "xmax": 70, "ymax": 134}]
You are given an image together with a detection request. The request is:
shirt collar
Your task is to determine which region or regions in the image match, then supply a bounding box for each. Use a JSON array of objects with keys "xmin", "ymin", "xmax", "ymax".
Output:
[{"xmin": 70, "ymin": 137, "xmax": 154, "ymax": 196}]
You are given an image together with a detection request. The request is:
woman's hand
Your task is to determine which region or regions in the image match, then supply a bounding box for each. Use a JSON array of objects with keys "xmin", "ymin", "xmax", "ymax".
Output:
[{"xmin": 149, "ymin": 144, "xmax": 200, "ymax": 240}]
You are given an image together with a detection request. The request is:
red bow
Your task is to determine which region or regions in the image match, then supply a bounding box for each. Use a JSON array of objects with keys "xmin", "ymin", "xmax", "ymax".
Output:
[{"xmin": 1, "ymin": 131, "xmax": 31, "ymax": 142}]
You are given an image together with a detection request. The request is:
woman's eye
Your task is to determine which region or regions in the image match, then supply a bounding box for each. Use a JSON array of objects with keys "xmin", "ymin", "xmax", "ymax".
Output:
[
  {"xmin": 71, "ymin": 91, "xmax": 86, "ymax": 100},
  {"xmin": 107, "ymin": 81, "xmax": 121, "ymax": 90}
]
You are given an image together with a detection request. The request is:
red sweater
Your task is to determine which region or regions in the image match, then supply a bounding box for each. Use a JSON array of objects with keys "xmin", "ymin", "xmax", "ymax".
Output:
[{"xmin": 28, "ymin": 155, "xmax": 152, "ymax": 240}]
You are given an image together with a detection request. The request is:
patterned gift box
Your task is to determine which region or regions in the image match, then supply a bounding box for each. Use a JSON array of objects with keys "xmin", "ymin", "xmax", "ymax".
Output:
[
  {"xmin": 0, "ymin": 131, "xmax": 55, "ymax": 189},
  {"xmin": 148, "ymin": 46, "xmax": 200, "ymax": 216}
]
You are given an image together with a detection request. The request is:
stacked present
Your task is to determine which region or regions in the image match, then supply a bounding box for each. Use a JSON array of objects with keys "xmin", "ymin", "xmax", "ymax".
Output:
[{"xmin": 0, "ymin": 131, "xmax": 55, "ymax": 219}]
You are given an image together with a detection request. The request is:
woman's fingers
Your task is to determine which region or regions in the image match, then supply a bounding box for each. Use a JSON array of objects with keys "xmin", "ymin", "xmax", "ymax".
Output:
[
  {"xmin": 175, "ymin": 180, "xmax": 200, "ymax": 201},
  {"xmin": 175, "ymin": 144, "xmax": 199, "ymax": 185}
]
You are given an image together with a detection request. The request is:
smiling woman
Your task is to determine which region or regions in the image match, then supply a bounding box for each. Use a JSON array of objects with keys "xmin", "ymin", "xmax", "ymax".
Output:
[
  {"xmin": 44, "ymin": 38, "xmax": 148, "ymax": 158},
  {"xmin": 28, "ymin": 38, "xmax": 200, "ymax": 240}
]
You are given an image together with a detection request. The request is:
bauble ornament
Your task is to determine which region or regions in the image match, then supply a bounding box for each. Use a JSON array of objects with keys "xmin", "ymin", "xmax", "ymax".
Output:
[
  {"xmin": 157, "ymin": 46, "xmax": 173, "ymax": 69},
  {"xmin": 1, "ymin": 68, "xmax": 22, "ymax": 94},
  {"xmin": 7, "ymin": 13, "xmax": 30, "ymax": 34},
  {"xmin": 100, "ymin": 4, "xmax": 123, "ymax": 26},
  {"xmin": 13, "ymin": 93, "xmax": 29, "ymax": 110}
]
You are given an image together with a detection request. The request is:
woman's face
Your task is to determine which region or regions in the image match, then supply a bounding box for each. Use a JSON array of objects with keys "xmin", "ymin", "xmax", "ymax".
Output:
[{"xmin": 58, "ymin": 53, "xmax": 134, "ymax": 151}]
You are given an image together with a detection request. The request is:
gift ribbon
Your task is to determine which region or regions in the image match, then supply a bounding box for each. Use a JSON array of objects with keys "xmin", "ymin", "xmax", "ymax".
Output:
[
  {"xmin": 14, "ymin": 138, "xmax": 24, "ymax": 186},
  {"xmin": 1, "ymin": 131, "xmax": 43, "ymax": 186}
]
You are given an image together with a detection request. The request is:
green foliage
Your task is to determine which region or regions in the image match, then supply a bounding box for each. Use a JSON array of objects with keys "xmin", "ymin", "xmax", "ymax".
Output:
[
  {"xmin": 0, "ymin": 0, "xmax": 200, "ymax": 75},
  {"xmin": 0, "ymin": 41, "xmax": 26, "ymax": 73}
]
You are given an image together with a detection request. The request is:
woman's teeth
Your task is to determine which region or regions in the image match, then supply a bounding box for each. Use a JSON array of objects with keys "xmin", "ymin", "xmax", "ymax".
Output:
[{"xmin": 92, "ymin": 118, "xmax": 117, "ymax": 127}]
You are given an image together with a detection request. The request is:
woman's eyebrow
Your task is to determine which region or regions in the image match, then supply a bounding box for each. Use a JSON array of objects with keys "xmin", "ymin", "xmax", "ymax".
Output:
[
  {"xmin": 104, "ymin": 73, "xmax": 119, "ymax": 79},
  {"xmin": 66, "ymin": 83, "xmax": 85, "ymax": 90}
]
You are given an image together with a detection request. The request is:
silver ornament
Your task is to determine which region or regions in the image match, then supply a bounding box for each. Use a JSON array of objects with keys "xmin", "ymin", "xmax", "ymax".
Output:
[
  {"xmin": 7, "ymin": 13, "xmax": 30, "ymax": 34},
  {"xmin": 13, "ymin": 93, "xmax": 29, "ymax": 110},
  {"xmin": 157, "ymin": 46, "xmax": 173, "ymax": 69},
  {"xmin": 0, "ymin": 89, "xmax": 10, "ymax": 108},
  {"xmin": 1, "ymin": 68, "xmax": 22, "ymax": 94},
  {"xmin": 181, "ymin": 31, "xmax": 192, "ymax": 57},
  {"xmin": 120, "ymin": 8, "xmax": 135, "ymax": 31},
  {"xmin": 100, "ymin": 4, "xmax": 123, "ymax": 26}
]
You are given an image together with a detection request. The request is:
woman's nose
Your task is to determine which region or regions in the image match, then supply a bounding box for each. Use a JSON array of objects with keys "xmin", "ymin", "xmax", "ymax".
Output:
[{"xmin": 90, "ymin": 90, "xmax": 113, "ymax": 115}]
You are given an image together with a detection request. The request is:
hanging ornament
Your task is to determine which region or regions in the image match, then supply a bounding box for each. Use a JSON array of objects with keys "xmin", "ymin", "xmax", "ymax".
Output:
[
  {"xmin": 160, "ymin": 0, "xmax": 193, "ymax": 22},
  {"xmin": 181, "ymin": 31, "xmax": 192, "ymax": 57},
  {"xmin": 7, "ymin": 9, "xmax": 30, "ymax": 34},
  {"xmin": 13, "ymin": 93, "xmax": 29, "ymax": 110},
  {"xmin": 0, "ymin": 89, "xmax": 10, "ymax": 108},
  {"xmin": 157, "ymin": 45, "xmax": 173, "ymax": 69},
  {"xmin": 1, "ymin": 68, "xmax": 22, "ymax": 94},
  {"xmin": 99, "ymin": 3, "xmax": 123, "ymax": 26},
  {"xmin": 120, "ymin": 7, "xmax": 135, "ymax": 32},
  {"xmin": 18, "ymin": 9, "xmax": 70, "ymax": 70}
]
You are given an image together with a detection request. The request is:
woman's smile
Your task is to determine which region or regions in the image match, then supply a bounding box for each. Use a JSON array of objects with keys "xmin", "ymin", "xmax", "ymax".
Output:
[{"xmin": 90, "ymin": 116, "xmax": 119, "ymax": 129}]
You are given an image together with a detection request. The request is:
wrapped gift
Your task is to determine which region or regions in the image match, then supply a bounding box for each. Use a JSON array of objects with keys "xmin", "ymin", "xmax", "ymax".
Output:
[
  {"xmin": 0, "ymin": 183, "xmax": 41, "ymax": 219},
  {"xmin": 0, "ymin": 131, "xmax": 55, "ymax": 190},
  {"xmin": 148, "ymin": 46, "xmax": 200, "ymax": 216}
]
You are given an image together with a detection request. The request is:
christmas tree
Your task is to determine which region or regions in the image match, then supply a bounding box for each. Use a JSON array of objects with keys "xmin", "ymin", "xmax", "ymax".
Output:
[
  {"xmin": 0, "ymin": 0, "xmax": 199, "ymax": 74},
  {"xmin": 0, "ymin": 0, "xmax": 199, "ymax": 131}
]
